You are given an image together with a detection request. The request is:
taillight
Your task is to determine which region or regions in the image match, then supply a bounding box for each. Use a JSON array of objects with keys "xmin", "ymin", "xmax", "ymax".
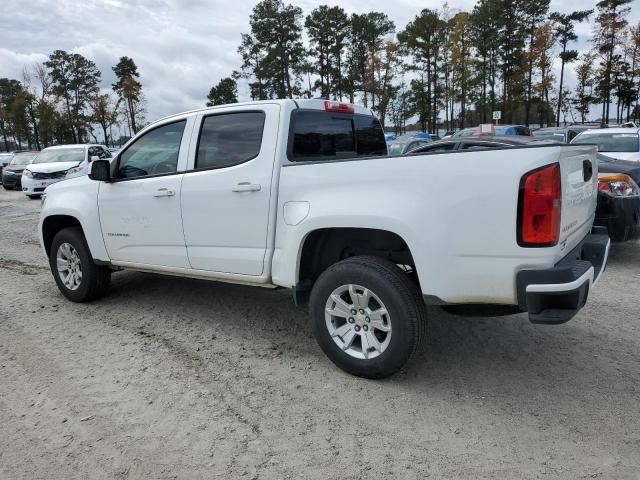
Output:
[
  {"xmin": 517, "ymin": 163, "xmax": 562, "ymax": 247},
  {"xmin": 324, "ymin": 100, "xmax": 354, "ymax": 114},
  {"xmin": 597, "ymin": 173, "xmax": 640, "ymax": 197}
]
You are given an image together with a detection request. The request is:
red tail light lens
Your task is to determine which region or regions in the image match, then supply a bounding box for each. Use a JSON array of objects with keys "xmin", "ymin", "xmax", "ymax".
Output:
[
  {"xmin": 324, "ymin": 100, "xmax": 354, "ymax": 114},
  {"xmin": 517, "ymin": 163, "xmax": 562, "ymax": 247}
]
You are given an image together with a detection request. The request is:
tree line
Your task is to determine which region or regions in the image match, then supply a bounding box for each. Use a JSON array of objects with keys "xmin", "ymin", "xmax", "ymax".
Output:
[
  {"xmin": 0, "ymin": 53, "xmax": 145, "ymax": 151},
  {"xmin": 208, "ymin": 0, "xmax": 639, "ymax": 134},
  {"xmin": 3, "ymin": 0, "xmax": 638, "ymax": 151}
]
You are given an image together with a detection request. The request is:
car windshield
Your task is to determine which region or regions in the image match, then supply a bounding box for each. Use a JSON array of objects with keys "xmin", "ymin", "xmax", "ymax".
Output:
[
  {"xmin": 10, "ymin": 152, "xmax": 38, "ymax": 165},
  {"xmin": 452, "ymin": 128, "xmax": 477, "ymax": 138},
  {"xmin": 33, "ymin": 148, "xmax": 85, "ymax": 164},
  {"xmin": 533, "ymin": 131, "xmax": 566, "ymax": 142},
  {"xmin": 387, "ymin": 143, "xmax": 406, "ymax": 155},
  {"xmin": 572, "ymin": 133, "xmax": 639, "ymax": 152},
  {"xmin": 394, "ymin": 134, "xmax": 416, "ymax": 142}
]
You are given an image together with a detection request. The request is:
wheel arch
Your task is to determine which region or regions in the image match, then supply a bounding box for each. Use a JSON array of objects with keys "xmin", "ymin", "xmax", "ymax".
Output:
[
  {"xmin": 41, "ymin": 215, "xmax": 84, "ymax": 258},
  {"xmin": 296, "ymin": 227, "xmax": 419, "ymax": 291}
]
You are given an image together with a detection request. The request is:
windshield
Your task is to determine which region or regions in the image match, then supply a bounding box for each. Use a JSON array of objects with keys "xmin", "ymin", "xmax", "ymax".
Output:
[
  {"xmin": 33, "ymin": 148, "xmax": 85, "ymax": 164},
  {"xmin": 10, "ymin": 153, "xmax": 38, "ymax": 165},
  {"xmin": 387, "ymin": 143, "xmax": 406, "ymax": 155},
  {"xmin": 533, "ymin": 131, "xmax": 566, "ymax": 142},
  {"xmin": 572, "ymin": 133, "xmax": 639, "ymax": 152},
  {"xmin": 394, "ymin": 134, "xmax": 415, "ymax": 142},
  {"xmin": 452, "ymin": 128, "xmax": 476, "ymax": 138}
]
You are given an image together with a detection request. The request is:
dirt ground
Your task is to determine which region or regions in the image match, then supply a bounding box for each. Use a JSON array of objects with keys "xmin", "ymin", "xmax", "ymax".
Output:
[{"xmin": 0, "ymin": 187, "xmax": 639, "ymax": 480}]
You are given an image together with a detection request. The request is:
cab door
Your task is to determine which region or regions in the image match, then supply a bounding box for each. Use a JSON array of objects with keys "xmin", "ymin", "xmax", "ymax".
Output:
[
  {"xmin": 180, "ymin": 105, "xmax": 280, "ymax": 276},
  {"xmin": 98, "ymin": 118, "xmax": 193, "ymax": 268}
]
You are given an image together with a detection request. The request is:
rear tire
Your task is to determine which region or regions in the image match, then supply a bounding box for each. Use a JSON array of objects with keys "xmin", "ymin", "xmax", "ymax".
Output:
[
  {"xmin": 310, "ymin": 256, "xmax": 427, "ymax": 379},
  {"xmin": 27, "ymin": 194, "xmax": 40, "ymax": 199},
  {"xmin": 50, "ymin": 227, "xmax": 111, "ymax": 302}
]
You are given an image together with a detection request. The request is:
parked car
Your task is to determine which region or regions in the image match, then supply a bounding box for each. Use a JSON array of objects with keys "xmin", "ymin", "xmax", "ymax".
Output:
[
  {"xmin": 384, "ymin": 133, "xmax": 396, "ymax": 142},
  {"xmin": 532, "ymin": 126, "xmax": 592, "ymax": 144},
  {"xmin": 22, "ymin": 144, "xmax": 111, "ymax": 198},
  {"xmin": 395, "ymin": 132, "xmax": 433, "ymax": 142},
  {"xmin": 387, "ymin": 137, "xmax": 433, "ymax": 155},
  {"xmin": 1, "ymin": 151, "xmax": 39, "ymax": 190},
  {"xmin": 595, "ymin": 153, "xmax": 640, "ymax": 242},
  {"xmin": 407, "ymin": 135, "xmax": 549, "ymax": 154},
  {"xmin": 39, "ymin": 99, "xmax": 608, "ymax": 379},
  {"xmin": 0, "ymin": 152, "xmax": 16, "ymax": 183},
  {"xmin": 410, "ymin": 138, "xmax": 639, "ymax": 243},
  {"xmin": 452, "ymin": 125, "xmax": 532, "ymax": 138},
  {"xmin": 570, "ymin": 128, "xmax": 640, "ymax": 162}
]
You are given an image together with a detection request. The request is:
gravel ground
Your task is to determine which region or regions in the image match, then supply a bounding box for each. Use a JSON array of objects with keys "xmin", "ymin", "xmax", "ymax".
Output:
[{"xmin": 1, "ymin": 187, "xmax": 639, "ymax": 480}]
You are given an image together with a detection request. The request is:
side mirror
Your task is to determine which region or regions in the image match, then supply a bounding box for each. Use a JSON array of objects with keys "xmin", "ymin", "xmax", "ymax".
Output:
[
  {"xmin": 90, "ymin": 155, "xmax": 100, "ymax": 162},
  {"xmin": 89, "ymin": 159, "xmax": 111, "ymax": 182}
]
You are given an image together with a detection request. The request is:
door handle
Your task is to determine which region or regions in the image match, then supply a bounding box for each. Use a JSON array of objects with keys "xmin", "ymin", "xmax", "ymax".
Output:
[
  {"xmin": 232, "ymin": 182, "xmax": 261, "ymax": 193},
  {"xmin": 153, "ymin": 188, "xmax": 176, "ymax": 197}
]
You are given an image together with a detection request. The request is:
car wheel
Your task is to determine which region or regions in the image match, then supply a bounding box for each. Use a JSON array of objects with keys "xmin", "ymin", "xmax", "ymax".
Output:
[
  {"xmin": 310, "ymin": 256, "xmax": 427, "ymax": 379},
  {"xmin": 50, "ymin": 227, "xmax": 111, "ymax": 302},
  {"xmin": 27, "ymin": 195, "xmax": 40, "ymax": 199},
  {"xmin": 2, "ymin": 184, "xmax": 10, "ymax": 190}
]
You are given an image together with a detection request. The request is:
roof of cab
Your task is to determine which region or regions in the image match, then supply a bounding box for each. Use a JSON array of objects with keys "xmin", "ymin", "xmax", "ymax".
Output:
[{"xmin": 155, "ymin": 98, "xmax": 374, "ymax": 124}]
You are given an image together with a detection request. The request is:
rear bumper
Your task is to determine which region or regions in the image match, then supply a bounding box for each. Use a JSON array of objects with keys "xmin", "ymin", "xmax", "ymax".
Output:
[
  {"xmin": 594, "ymin": 192, "xmax": 640, "ymax": 242},
  {"xmin": 516, "ymin": 229, "xmax": 610, "ymax": 324}
]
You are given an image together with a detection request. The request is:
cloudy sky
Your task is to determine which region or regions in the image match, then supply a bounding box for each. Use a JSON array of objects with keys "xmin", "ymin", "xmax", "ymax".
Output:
[{"xmin": 1, "ymin": 0, "xmax": 638, "ymax": 123}]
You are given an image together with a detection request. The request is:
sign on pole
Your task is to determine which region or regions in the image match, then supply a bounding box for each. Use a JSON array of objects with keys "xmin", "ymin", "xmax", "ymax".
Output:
[{"xmin": 492, "ymin": 111, "xmax": 501, "ymax": 121}]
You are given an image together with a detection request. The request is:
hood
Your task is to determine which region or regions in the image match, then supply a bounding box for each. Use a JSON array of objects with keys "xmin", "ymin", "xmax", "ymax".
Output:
[
  {"xmin": 45, "ymin": 171, "xmax": 94, "ymax": 194},
  {"xmin": 5, "ymin": 164, "xmax": 28, "ymax": 173},
  {"xmin": 27, "ymin": 161, "xmax": 81, "ymax": 174},
  {"xmin": 598, "ymin": 151, "xmax": 640, "ymax": 162}
]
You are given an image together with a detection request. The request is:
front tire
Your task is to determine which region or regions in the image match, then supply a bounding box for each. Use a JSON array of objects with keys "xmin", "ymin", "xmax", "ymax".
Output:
[
  {"xmin": 27, "ymin": 194, "xmax": 40, "ymax": 199},
  {"xmin": 310, "ymin": 256, "xmax": 427, "ymax": 379},
  {"xmin": 50, "ymin": 227, "xmax": 111, "ymax": 302}
]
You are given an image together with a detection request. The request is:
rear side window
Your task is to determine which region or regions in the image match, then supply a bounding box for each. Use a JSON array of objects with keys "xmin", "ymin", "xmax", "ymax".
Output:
[
  {"xmin": 290, "ymin": 111, "xmax": 386, "ymax": 162},
  {"xmin": 354, "ymin": 115, "xmax": 387, "ymax": 156},
  {"xmin": 196, "ymin": 112, "xmax": 265, "ymax": 170}
]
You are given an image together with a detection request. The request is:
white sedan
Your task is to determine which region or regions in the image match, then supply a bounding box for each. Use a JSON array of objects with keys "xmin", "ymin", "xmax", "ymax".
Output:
[{"xmin": 22, "ymin": 144, "xmax": 110, "ymax": 198}]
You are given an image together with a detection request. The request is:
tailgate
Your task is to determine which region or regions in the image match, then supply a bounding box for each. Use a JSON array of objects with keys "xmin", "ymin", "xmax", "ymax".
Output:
[{"xmin": 558, "ymin": 145, "xmax": 598, "ymax": 252}]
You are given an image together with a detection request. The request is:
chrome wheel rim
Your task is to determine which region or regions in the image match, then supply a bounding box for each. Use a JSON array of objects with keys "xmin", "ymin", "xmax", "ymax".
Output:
[
  {"xmin": 56, "ymin": 242, "xmax": 82, "ymax": 291},
  {"xmin": 324, "ymin": 284, "xmax": 392, "ymax": 360}
]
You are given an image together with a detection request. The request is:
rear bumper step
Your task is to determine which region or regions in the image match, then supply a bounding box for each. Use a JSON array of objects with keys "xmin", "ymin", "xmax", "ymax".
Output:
[{"xmin": 516, "ymin": 228, "xmax": 610, "ymax": 324}]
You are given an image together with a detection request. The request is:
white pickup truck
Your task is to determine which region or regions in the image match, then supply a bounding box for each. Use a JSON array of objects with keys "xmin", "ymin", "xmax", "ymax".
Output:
[{"xmin": 39, "ymin": 99, "xmax": 610, "ymax": 378}]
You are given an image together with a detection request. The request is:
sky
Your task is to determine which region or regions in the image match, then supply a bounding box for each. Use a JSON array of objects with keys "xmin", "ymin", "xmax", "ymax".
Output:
[{"xmin": 1, "ymin": 0, "xmax": 638, "ymax": 124}]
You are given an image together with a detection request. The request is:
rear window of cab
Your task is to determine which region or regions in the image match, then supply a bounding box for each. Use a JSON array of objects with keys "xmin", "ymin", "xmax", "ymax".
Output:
[{"xmin": 290, "ymin": 111, "xmax": 387, "ymax": 162}]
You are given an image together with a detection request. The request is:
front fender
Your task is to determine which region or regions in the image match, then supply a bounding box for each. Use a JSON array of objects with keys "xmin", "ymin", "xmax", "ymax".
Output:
[{"xmin": 39, "ymin": 178, "xmax": 110, "ymax": 262}]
